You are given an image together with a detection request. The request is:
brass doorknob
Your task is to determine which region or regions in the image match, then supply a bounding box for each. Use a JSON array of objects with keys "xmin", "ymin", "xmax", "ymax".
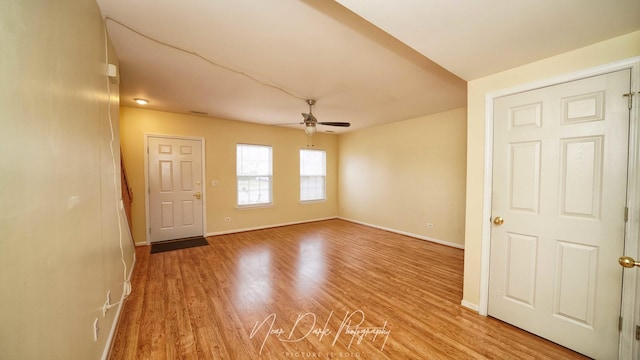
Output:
[
  {"xmin": 619, "ymin": 256, "xmax": 640, "ymax": 268},
  {"xmin": 194, "ymin": 192, "xmax": 201, "ymax": 200},
  {"xmin": 493, "ymin": 216, "xmax": 504, "ymax": 225}
]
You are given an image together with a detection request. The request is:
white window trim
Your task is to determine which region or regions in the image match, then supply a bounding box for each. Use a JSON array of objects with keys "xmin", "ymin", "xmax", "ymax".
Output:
[
  {"xmin": 236, "ymin": 143, "xmax": 273, "ymax": 207},
  {"xmin": 300, "ymin": 149, "xmax": 326, "ymax": 202}
]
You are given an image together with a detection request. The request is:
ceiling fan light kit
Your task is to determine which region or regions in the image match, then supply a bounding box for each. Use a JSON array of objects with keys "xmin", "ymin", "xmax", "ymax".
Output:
[{"xmin": 304, "ymin": 123, "xmax": 317, "ymax": 136}]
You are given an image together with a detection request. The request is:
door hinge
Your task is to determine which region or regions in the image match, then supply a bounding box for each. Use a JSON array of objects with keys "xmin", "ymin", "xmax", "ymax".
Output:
[
  {"xmin": 619, "ymin": 316, "xmax": 623, "ymax": 331},
  {"xmin": 625, "ymin": 207, "xmax": 629, "ymax": 222},
  {"xmin": 636, "ymin": 325, "xmax": 640, "ymax": 341},
  {"xmin": 623, "ymin": 92, "xmax": 635, "ymax": 110}
]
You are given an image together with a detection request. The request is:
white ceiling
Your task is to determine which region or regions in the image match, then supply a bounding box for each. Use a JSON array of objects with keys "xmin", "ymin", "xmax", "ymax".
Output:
[
  {"xmin": 336, "ymin": 0, "xmax": 640, "ymax": 80},
  {"xmin": 96, "ymin": 0, "xmax": 640, "ymax": 134}
]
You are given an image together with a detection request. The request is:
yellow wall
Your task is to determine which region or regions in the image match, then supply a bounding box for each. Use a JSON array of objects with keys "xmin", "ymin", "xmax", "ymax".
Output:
[
  {"xmin": 463, "ymin": 31, "xmax": 640, "ymax": 308},
  {"xmin": 120, "ymin": 107, "xmax": 339, "ymax": 243},
  {"xmin": 338, "ymin": 108, "xmax": 467, "ymax": 246},
  {"xmin": 0, "ymin": 1, "xmax": 135, "ymax": 358}
]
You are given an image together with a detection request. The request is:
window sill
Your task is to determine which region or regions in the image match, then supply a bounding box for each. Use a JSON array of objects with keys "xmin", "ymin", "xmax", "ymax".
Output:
[
  {"xmin": 236, "ymin": 202, "xmax": 274, "ymax": 210},
  {"xmin": 299, "ymin": 199, "xmax": 326, "ymax": 204}
]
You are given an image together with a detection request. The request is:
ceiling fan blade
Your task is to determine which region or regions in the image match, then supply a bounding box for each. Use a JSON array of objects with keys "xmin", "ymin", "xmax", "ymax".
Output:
[{"xmin": 317, "ymin": 122, "xmax": 351, "ymax": 127}]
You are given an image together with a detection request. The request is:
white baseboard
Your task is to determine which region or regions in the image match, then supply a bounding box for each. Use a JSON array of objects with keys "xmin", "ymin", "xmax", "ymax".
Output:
[
  {"xmin": 461, "ymin": 300, "xmax": 480, "ymax": 313},
  {"xmin": 338, "ymin": 217, "xmax": 465, "ymax": 249},
  {"xmin": 206, "ymin": 216, "xmax": 339, "ymax": 237},
  {"xmin": 134, "ymin": 241, "xmax": 147, "ymax": 246},
  {"xmin": 101, "ymin": 252, "xmax": 137, "ymax": 360}
]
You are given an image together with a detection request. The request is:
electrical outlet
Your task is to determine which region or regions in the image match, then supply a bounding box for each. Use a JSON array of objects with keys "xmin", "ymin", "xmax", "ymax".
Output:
[
  {"xmin": 224, "ymin": 217, "xmax": 231, "ymax": 222},
  {"xmin": 427, "ymin": 223, "xmax": 434, "ymax": 228},
  {"xmin": 211, "ymin": 180, "xmax": 219, "ymax": 187},
  {"xmin": 93, "ymin": 318, "xmax": 100, "ymax": 341}
]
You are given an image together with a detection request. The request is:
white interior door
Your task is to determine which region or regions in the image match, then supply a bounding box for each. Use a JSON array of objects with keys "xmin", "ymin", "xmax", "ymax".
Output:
[
  {"xmin": 148, "ymin": 136, "xmax": 204, "ymax": 242},
  {"xmin": 489, "ymin": 69, "xmax": 631, "ymax": 359}
]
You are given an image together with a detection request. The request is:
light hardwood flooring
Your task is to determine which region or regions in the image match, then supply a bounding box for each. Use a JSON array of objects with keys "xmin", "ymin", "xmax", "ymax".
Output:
[{"xmin": 109, "ymin": 219, "xmax": 587, "ymax": 359}]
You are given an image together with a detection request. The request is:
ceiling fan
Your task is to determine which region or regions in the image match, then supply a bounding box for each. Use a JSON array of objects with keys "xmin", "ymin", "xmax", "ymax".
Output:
[{"xmin": 301, "ymin": 99, "xmax": 350, "ymax": 136}]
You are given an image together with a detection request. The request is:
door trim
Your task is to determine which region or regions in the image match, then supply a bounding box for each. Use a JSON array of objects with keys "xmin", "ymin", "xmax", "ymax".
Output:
[
  {"xmin": 143, "ymin": 134, "xmax": 207, "ymax": 245},
  {"xmin": 479, "ymin": 57, "xmax": 640, "ymax": 359}
]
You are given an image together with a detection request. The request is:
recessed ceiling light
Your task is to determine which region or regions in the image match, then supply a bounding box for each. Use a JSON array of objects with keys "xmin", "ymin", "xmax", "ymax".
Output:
[{"xmin": 134, "ymin": 98, "xmax": 149, "ymax": 105}]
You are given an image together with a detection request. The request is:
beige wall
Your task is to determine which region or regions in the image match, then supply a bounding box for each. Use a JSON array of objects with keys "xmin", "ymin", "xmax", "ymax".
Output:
[
  {"xmin": 338, "ymin": 108, "xmax": 467, "ymax": 246},
  {"xmin": 120, "ymin": 107, "xmax": 339, "ymax": 243},
  {"xmin": 463, "ymin": 31, "xmax": 640, "ymax": 308},
  {"xmin": 0, "ymin": 1, "xmax": 135, "ymax": 358}
]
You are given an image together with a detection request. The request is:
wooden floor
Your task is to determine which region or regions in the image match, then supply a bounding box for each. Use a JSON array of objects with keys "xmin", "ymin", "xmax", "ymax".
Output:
[{"xmin": 109, "ymin": 219, "xmax": 587, "ymax": 359}]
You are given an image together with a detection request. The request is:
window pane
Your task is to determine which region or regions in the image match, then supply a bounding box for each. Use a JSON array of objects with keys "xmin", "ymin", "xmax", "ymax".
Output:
[
  {"xmin": 238, "ymin": 176, "xmax": 272, "ymax": 205},
  {"xmin": 237, "ymin": 144, "xmax": 272, "ymax": 205},
  {"xmin": 300, "ymin": 149, "xmax": 326, "ymax": 176},
  {"xmin": 237, "ymin": 144, "xmax": 272, "ymax": 176},
  {"xmin": 301, "ymin": 176, "xmax": 325, "ymax": 201}
]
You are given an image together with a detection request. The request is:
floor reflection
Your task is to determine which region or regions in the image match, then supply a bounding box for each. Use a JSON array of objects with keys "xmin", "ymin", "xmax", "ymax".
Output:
[
  {"xmin": 295, "ymin": 238, "xmax": 326, "ymax": 296},
  {"xmin": 235, "ymin": 247, "xmax": 272, "ymax": 309}
]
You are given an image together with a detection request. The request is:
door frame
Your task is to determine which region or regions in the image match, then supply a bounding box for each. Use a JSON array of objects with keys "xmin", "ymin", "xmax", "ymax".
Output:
[
  {"xmin": 143, "ymin": 134, "xmax": 207, "ymax": 245},
  {"xmin": 478, "ymin": 57, "xmax": 640, "ymax": 359}
]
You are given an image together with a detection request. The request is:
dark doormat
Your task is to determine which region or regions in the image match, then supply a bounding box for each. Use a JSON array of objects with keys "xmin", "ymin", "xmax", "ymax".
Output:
[{"xmin": 150, "ymin": 237, "xmax": 209, "ymax": 254}]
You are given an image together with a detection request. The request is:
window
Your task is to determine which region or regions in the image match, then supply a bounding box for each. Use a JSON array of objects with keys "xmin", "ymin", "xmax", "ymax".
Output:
[
  {"xmin": 300, "ymin": 149, "xmax": 326, "ymax": 201},
  {"xmin": 237, "ymin": 144, "xmax": 272, "ymax": 206}
]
